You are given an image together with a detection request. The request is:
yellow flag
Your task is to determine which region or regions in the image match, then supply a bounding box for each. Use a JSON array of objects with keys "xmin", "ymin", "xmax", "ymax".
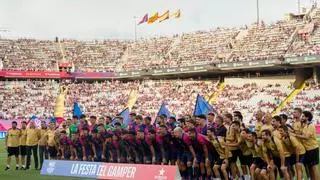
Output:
[
  {"xmin": 127, "ymin": 89, "xmax": 138, "ymax": 110},
  {"xmin": 54, "ymin": 86, "xmax": 67, "ymax": 118},
  {"xmin": 158, "ymin": 10, "xmax": 169, "ymax": 22},
  {"xmin": 172, "ymin": 9, "xmax": 181, "ymax": 18},
  {"xmin": 148, "ymin": 12, "xmax": 158, "ymax": 24}
]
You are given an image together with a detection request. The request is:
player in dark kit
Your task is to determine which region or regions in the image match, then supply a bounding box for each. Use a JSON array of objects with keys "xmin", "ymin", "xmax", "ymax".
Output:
[
  {"xmin": 146, "ymin": 128, "xmax": 162, "ymax": 164},
  {"xmin": 71, "ymin": 132, "xmax": 83, "ymax": 161},
  {"xmin": 157, "ymin": 125, "xmax": 174, "ymax": 165},
  {"xmin": 80, "ymin": 127, "xmax": 93, "ymax": 161},
  {"xmin": 173, "ymin": 127, "xmax": 197, "ymax": 179},
  {"xmin": 92, "ymin": 129, "xmax": 105, "ymax": 162},
  {"xmin": 58, "ymin": 130, "xmax": 73, "ymax": 160},
  {"xmin": 187, "ymin": 127, "xmax": 211, "ymax": 179}
]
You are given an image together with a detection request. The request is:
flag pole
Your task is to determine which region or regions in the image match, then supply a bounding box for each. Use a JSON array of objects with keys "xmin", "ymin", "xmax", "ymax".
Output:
[{"xmin": 133, "ymin": 16, "xmax": 137, "ymax": 41}]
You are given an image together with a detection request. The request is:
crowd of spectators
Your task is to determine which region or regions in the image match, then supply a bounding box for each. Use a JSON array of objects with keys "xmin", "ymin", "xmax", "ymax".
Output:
[
  {"xmin": 1, "ymin": 78, "xmax": 319, "ymax": 125},
  {"xmin": 133, "ymin": 80, "xmax": 218, "ymax": 117},
  {"xmin": 64, "ymin": 80, "xmax": 138, "ymax": 117},
  {"xmin": 2, "ymin": 8, "xmax": 320, "ymax": 72},
  {"xmin": 0, "ymin": 39, "xmax": 61, "ymax": 71},
  {"xmin": 168, "ymin": 28, "xmax": 240, "ymax": 67},
  {"xmin": 229, "ymin": 20, "xmax": 304, "ymax": 62},
  {"xmin": 0, "ymin": 80, "xmax": 59, "ymax": 120},
  {"xmin": 212, "ymin": 82, "xmax": 293, "ymax": 123},
  {"xmin": 0, "ymin": 79, "xmax": 217, "ymax": 120},
  {"xmin": 0, "ymin": 78, "xmax": 308, "ymax": 123},
  {"xmin": 282, "ymin": 79, "xmax": 320, "ymax": 122},
  {"xmin": 118, "ymin": 36, "xmax": 173, "ymax": 71},
  {"xmin": 62, "ymin": 39, "xmax": 127, "ymax": 72}
]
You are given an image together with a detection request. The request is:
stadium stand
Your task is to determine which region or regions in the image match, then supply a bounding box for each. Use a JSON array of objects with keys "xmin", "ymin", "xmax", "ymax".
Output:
[
  {"xmin": 62, "ymin": 39, "xmax": 127, "ymax": 72},
  {"xmin": 0, "ymin": 80, "xmax": 59, "ymax": 120},
  {"xmin": 212, "ymin": 77, "xmax": 295, "ymax": 123},
  {"xmin": 1, "ymin": 39, "xmax": 61, "ymax": 71},
  {"xmin": 0, "ymin": 7, "xmax": 320, "ymax": 123},
  {"xmin": 2, "ymin": 7, "xmax": 320, "ymax": 72},
  {"xmin": 282, "ymin": 79, "xmax": 320, "ymax": 123}
]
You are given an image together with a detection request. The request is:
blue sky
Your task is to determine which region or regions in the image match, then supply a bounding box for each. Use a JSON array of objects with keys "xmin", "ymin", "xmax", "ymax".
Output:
[{"xmin": 0, "ymin": 0, "xmax": 315, "ymax": 40}]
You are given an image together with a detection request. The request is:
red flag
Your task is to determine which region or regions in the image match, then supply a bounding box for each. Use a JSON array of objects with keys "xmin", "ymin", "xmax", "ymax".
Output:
[{"xmin": 138, "ymin": 14, "xmax": 148, "ymax": 25}]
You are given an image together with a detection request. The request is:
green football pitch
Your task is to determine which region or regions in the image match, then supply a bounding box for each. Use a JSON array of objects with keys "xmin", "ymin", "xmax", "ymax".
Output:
[{"xmin": 0, "ymin": 138, "xmax": 320, "ymax": 180}]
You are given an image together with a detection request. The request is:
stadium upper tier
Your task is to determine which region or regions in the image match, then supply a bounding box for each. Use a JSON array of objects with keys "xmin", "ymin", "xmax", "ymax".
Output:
[
  {"xmin": 1, "ymin": 78, "xmax": 319, "ymax": 123},
  {"xmin": 1, "ymin": 8, "xmax": 320, "ymax": 72}
]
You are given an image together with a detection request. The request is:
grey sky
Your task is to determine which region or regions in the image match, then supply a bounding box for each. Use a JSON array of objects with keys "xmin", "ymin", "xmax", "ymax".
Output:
[{"xmin": 0, "ymin": 0, "xmax": 315, "ymax": 40}]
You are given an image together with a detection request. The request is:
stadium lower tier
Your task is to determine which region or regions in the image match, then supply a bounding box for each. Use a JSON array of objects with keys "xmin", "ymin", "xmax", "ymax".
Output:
[{"xmin": 0, "ymin": 77, "xmax": 319, "ymax": 123}]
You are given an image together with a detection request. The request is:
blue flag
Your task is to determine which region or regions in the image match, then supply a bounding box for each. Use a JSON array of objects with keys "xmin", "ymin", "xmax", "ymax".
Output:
[
  {"xmin": 157, "ymin": 103, "xmax": 170, "ymax": 118},
  {"xmin": 119, "ymin": 108, "xmax": 131, "ymax": 125},
  {"xmin": 73, "ymin": 103, "xmax": 83, "ymax": 118},
  {"xmin": 193, "ymin": 94, "xmax": 214, "ymax": 116},
  {"xmin": 29, "ymin": 115, "xmax": 41, "ymax": 127}
]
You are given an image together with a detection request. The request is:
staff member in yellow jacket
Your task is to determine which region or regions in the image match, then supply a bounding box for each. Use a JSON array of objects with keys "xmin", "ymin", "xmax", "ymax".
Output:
[
  {"xmin": 19, "ymin": 121, "xmax": 27, "ymax": 170},
  {"xmin": 38, "ymin": 121, "xmax": 48, "ymax": 170},
  {"xmin": 293, "ymin": 111, "xmax": 319, "ymax": 180},
  {"xmin": 261, "ymin": 129, "xmax": 291, "ymax": 180},
  {"xmin": 5, "ymin": 121, "xmax": 21, "ymax": 171},
  {"xmin": 26, "ymin": 121, "xmax": 41, "ymax": 170}
]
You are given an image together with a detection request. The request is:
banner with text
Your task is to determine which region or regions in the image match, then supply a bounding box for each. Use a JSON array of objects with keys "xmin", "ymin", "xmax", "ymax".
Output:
[
  {"xmin": 285, "ymin": 55, "xmax": 320, "ymax": 64},
  {"xmin": 41, "ymin": 160, "xmax": 181, "ymax": 180},
  {"xmin": 0, "ymin": 71, "xmax": 70, "ymax": 78}
]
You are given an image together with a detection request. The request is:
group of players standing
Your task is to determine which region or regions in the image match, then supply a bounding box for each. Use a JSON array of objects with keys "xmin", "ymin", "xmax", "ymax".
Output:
[{"xmin": 4, "ymin": 108, "xmax": 320, "ymax": 180}]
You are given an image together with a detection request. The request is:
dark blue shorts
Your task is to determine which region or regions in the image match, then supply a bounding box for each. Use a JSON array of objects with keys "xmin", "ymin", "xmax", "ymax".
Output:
[
  {"xmin": 48, "ymin": 146, "xmax": 57, "ymax": 158},
  {"xmin": 214, "ymin": 158, "xmax": 227, "ymax": 166},
  {"xmin": 290, "ymin": 153, "xmax": 305, "ymax": 165},
  {"xmin": 230, "ymin": 149, "xmax": 241, "ymax": 163},
  {"xmin": 304, "ymin": 147, "xmax": 319, "ymax": 167},
  {"xmin": 170, "ymin": 150, "xmax": 177, "ymax": 161},
  {"xmin": 273, "ymin": 156, "xmax": 291, "ymax": 169},
  {"xmin": 7, "ymin": 147, "xmax": 19, "ymax": 156},
  {"xmin": 163, "ymin": 150, "xmax": 170, "ymax": 161},
  {"xmin": 155, "ymin": 151, "xmax": 162, "ymax": 163},
  {"xmin": 85, "ymin": 148, "xmax": 92, "ymax": 157},
  {"xmin": 252, "ymin": 157, "xmax": 267, "ymax": 169},
  {"xmin": 94, "ymin": 150, "xmax": 102, "ymax": 162},
  {"xmin": 178, "ymin": 151, "xmax": 193, "ymax": 163},
  {"xmin": 64, "ymin": 151, "xmax": 71, "ymax": 159},
  {"xmin": 145, "ymin": 152, "xmax": 152, "ymax": 163},
  {"xmin": 239, "ymin": 154, "xmax": 253, "ymax": 166},
  {"xmin": 196, "ymin": 152, "xmax": 205, "ymax": 163}
]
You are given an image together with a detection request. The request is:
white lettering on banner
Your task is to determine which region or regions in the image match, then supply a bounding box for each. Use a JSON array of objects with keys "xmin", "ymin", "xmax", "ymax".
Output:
[
  {"xmin": 90, "ymin": 165, "xmax": 97, "ymax": 176},
  {"xmin": 46, "ymin": 161, "xmax": 56, "ymax": 174},
  {"xmin": 107, "ymin": 166, "xmax": 136, "ymax": 178},
  {"xmin": 45, "ymin": 73, "xmax": 60, "ymax": 76},
  {"xmin": 167, "ymin": 69, "xmax": 176, "ymax": 72},
  {"xmin": 180, "ymin": 68, "xmax": 189, "ymax": 71},
  {"xmin": 251, "ymin": 62, "xmax": 260, "ymax": 65},
  {"xmin": 96, "ymin": 165, "xmax": 107, "ymax": 177},
  {"xmin": 120, "ymin": 73, "xmax": 128, "ymax": 76},
  {"xmin": 194, "ymin": 66, "xmax": 204, "ymax": 70},
  {"xmin": 73, "ymin": 164, "xmax": 97, "ymax": 176},
  {"xmin": 288, "ymin": 58, "xmax": 298, "ymax": 62},
  {"xmin": 304, "ymin": 56, "xmax": 317, "ymax": 61},
  {"xmin": 219, "ymin": 64, "xmax": 228, "ymax": 68},
  {"xmin": 154, "ymin": 168, "xmax": 167, "ymax": 180},
  {"xmin": 71, "ymin": 163, "xmax": 79, "ymax": 174}
]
